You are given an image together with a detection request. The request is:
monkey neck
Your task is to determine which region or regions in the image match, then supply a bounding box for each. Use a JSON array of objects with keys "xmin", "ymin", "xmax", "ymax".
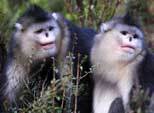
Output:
[
  {"xmin": 94, "ymin": 61, "xmax": 138, "ymax": 110},
  {"xmin": 94, "ymin": 80, "xmax": 121, "ymax": 113},
  {"xmin": 94, "ymin": 57, "xmax": 138, "ymax": 80}
]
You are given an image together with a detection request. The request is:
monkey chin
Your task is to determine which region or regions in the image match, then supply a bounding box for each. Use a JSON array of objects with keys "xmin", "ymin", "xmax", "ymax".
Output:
[
  {"xmin": 117, "ymin": 50, "xmax": 141, "ymax": 64},
  {"xmin": 33, "ymin": 47, "xmax": 57, "ymax": 60}
]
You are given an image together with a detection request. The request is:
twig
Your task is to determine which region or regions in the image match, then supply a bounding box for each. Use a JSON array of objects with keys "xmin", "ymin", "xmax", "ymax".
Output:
[
  {"xmin": 51, "ymin": 57, "xmax": 56, "ymax": 113},
  {"xmin": 74, "ymin": 53, "xmax": 80, "ymax": 113}
]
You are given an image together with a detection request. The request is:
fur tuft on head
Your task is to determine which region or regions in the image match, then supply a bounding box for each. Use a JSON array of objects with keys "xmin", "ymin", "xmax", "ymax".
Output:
[
  {"xmin": 99, "ymin": 12, "xmax": 141, "ymax": 33},
  {"xmin": 122, "ymin": 12, "xmax": 141, "ymax": 28},
  {"xmin": 16, "ymin": 4, "xmax": 50, "ymax": 29}
]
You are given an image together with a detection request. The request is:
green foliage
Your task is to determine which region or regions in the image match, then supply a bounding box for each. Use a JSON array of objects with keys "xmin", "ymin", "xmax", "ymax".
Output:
[
  {"xmin": 64, "ymin": 0, "xmax": 123, "ymax": 28},
  {"xmin": 29, "ymin": 0, "xmax": 64, "ymax": 12},
  {"xmin": 127, "ymin": 0, "xmax": 154, "ymax": 25}
]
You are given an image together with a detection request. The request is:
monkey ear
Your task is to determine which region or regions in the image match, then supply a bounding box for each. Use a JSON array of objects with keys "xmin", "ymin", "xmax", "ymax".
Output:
[
  {"xmin": 99, "ymin": 22, "xmax": 112, "ymax": 33},
  {"xmin": 52, "ymin": 12, "xmax": 60, "ymax": 20},
  {"xmin": 52, "ymin": 13, "xmax": 65, "ymax": 22},
  {"xmin": 51, "ymin": 12, "xmax": 67, "ymax": 28},
  {"xmin": 100, "ymin": 23, "xmax": 109, "ymax": 33},
  {"xmin": 99, "ymin": 20, "xmax": 116, "ymax": 33},
  {"xmin": 14, "ymin": 23, "xmax": 23, "ymax": 31}
]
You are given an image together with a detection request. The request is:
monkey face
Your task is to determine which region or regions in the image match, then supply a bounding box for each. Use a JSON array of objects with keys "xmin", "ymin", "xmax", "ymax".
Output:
[
  {"xmin": 92, "ymin": 24, "xmax": 145, "ymax": 66},
  {"xmin": 113, "ymin": 24, "xmax": 144, "ymax": 62},
  {"xmin": 102, "ymin": 24, "xmax": 145, "ymax": 63},
  {"xmin": 14, "ymin": 19, "xmax": 62, "ymax": 60}
]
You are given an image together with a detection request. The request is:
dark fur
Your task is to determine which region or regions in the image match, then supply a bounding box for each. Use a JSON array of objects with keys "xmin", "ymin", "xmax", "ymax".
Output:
[
  {"xmin": 109, "ymin": 98, "xmax": 125, "ymax": 113},
  {"xmin": 18, "ymin": 5, "xmax": 51, "ymax": 28},
  {"xmin": 0, "ymin": 43, "xmax": 6, "ymax": 74},
  {"xmin": 139, "ymin": 51, "xmax": 154, "ymax": 94}
]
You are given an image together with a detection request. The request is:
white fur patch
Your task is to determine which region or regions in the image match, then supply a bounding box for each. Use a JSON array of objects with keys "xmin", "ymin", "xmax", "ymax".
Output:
[
  {"xmin": 5, "ymin": 61, "xmax": 27, "ymax": 103},
  {"xmin": 100, "ymin": 23, "xmax": 109, "ymax": 32},
  {"xmin": 15, "ymin": 23, "xmax": 23, "ymax": 30},
  {"xmin": 52, "ymin": 12, "xmax": 59, "ymax": 20}
]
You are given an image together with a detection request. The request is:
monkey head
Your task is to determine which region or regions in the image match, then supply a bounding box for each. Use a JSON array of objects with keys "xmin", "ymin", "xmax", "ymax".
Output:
[
  {"xmin": 92, "ymin": 15, "xmax": 146, "ymax": 65},
  {"xmin": 13, "ymin": 5, "xmax": 66, "ymax": 60}
]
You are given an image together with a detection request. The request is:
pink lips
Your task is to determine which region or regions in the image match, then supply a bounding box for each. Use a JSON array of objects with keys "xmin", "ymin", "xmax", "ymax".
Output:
[
  {"xmin": 121, "ymin": 45, "xmax": 135, "ymax": 50},
  {"xmin": 120, "ymin": 45, "xmax": 135, "ymax": 53},
  {"xmin": 40, "ymin": 42, "xmax": 55, "ymax": 49}
]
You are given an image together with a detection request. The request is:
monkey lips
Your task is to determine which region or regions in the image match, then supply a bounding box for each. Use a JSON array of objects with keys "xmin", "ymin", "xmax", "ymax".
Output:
[
  {"xmin": 120, "ymin": 45, "xmax": 135, "ymax": 54},
  {"xmin": 39, "ymin": 42, "xmax": 56, "ymax": 50}
]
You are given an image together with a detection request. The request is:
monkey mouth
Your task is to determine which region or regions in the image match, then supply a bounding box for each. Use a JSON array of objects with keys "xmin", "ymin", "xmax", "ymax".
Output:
[
  {"xmin": 120, "ymin": 45, "xmax": 135, "ymax": 53},
  {"xmin": 40, "ymin": 42, "xmax": 55, "ymax": 49},
  {"xmin": 121, "ymin": 45, "xmax": 135, "ymax": 49}
]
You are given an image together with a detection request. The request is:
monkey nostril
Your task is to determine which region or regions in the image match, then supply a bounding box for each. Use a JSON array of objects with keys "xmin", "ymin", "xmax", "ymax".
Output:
[
  {"xmin": 134, "ymin": 34, "xmax": 138, "ymax": 39},
  {"xmin": 45, "ymin": 33, "xmax": 48, "ymax": 37},
  {"xmin": 129, "ymin": 37, "xmax": 132, "ymax": 42}
]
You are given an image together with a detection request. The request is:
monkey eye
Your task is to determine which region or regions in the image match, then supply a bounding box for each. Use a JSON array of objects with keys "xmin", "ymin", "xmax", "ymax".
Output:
[
  {"xmin": 134, "ymin": 34, "xmax": 139, "ymax": 39},
  {"xmin": 34, "ymin": 29, "xmax": 44, "ymax": 34},
  {"xmin": 49, "ymin": 26, "xmax": 54, "ymax": 31},
  {"xmin": 120, "ymin": 31, "xmax": 128, "ymax": 35}
]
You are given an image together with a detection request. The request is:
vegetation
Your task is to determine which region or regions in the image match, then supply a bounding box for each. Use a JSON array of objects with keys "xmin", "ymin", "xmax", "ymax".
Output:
[{"xmin": 0, "ymin": 0, "xmax": 154, "ymax": 113}]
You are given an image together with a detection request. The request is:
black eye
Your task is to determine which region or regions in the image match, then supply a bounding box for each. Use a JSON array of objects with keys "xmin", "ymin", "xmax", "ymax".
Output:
[
  {"xmin": 120, "ymin": 31, "xmax": 128, "ymax": 35},
  {"xmin": 35, "ymin": 29, "xmax": 44, "ymax": 34},
  {"xmin": 49, "ymin": 26, "xmax": 54, "ymax": 31},
  {"xmin": 134, "ymin": 34, "xmax": 139, "ymax": 39}
]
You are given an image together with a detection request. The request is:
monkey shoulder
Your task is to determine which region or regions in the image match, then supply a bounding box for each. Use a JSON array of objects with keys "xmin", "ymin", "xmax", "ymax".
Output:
[
  {"xmin": 139, "ymin": 51, "xmax": 154, "ymax": 94},
  {"xmin": 65, "ymin": 20, "xmax": 96, "ymax": 55}
]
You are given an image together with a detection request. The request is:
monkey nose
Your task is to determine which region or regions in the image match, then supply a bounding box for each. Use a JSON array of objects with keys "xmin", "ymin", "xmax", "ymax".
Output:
[{"xmin": 45, "ymin": 33, "xmax": 48, "ymax": 37}]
